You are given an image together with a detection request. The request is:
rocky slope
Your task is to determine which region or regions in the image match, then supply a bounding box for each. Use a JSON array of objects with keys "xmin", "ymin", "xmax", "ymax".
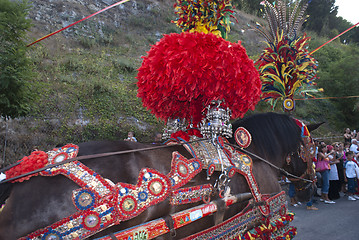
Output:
[{"xmin": 26, "ymin": 0, "xmax": 266, "ymax": 56}]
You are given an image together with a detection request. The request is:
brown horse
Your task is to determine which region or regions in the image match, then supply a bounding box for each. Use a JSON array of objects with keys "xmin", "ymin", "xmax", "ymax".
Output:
[{"xmin": 0, "ymin": 112, "xmax": 315, "ymax": 239}]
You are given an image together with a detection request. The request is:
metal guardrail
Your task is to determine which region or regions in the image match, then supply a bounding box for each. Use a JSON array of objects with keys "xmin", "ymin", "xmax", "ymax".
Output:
[{"xmin": 313, "ymin": 136, "xmax": 343, "ymax": 140}]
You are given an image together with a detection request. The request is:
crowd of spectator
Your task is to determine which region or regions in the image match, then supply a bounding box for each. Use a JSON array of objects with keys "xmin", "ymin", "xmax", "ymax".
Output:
[{"xmin": 289, "ymin": 128, "xmax": 359, "ymax": 210}]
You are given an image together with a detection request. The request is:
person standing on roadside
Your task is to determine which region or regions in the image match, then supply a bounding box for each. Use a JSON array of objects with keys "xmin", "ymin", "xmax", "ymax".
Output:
[
  {"xmin": 328, "ymin": 144, "xmax": 340, "ymax": 200},
  {"xmin": 344, "ymin": 151, "xmax": 359, "ymax": 201},
  {"xmin": 336, "ymin": 143, "xmax": 347, "ymax": 193},
  {"xmin": 344, "ymin": 128, "xmax": 352, "ymax": 144},
  {"xmin": 349, "ymin": 139, "xmax": 359, "ymax": 159},
  {"xmin": 317, "ymin": 144, "xmax": 335, "ymax": 204}
]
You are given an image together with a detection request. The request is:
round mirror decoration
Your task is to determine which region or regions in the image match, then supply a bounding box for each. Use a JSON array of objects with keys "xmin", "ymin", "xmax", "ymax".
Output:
[
  {"xmin": 43, "ymin": 232, "xmax": 61, "ymax": 240},
  {"xmin": 121, "ymin": 196, "xmax": 136, "ymax": 212},
  {"xmin": 241, "ymin": 155, "xmax": 252, "ymax": 166},
  {"xmin": 283, "ymin": 98, "xmax": 295, "ymax": 111},
  {"xmin": 138, "ymin": 191, "xmax": 148, "ymax": 202},
  {"xmin": 52, "ymin": 152, "xmax": 68, "ymax": 164},
  {"xmin": 234, "ymin": 127, "xmax": 252, "ymax": 148},
  {"xmin": 83, "ymin": 212, "xmax": 100, "ymax": 230},
  {"xmin": 75, "ymin": 189, "xmax": 95, "ymax": 210},
  {"xmin": 148, "ymin": 179, "xmax": 165, "ymax": 196},
  {"xmin": 177, "ymin": 162, "xmax": 189, "ymax": 177}
]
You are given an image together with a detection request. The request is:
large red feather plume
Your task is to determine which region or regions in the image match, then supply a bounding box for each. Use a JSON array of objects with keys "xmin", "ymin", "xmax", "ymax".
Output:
[{"xmin": 137, "ymin": 32, "xmax": 261, "ymax": 125}]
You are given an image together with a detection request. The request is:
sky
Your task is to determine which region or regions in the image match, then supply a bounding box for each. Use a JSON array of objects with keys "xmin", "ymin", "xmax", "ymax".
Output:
[{"xmin": 335, "ymin": 0, "xmax": 359, "ymax": 24}]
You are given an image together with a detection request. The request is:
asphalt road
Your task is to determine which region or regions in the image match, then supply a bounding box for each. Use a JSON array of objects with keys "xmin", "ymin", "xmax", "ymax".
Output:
[{"xmin": 288, "ymin": 192, "xmax": 359, "ymax": 240}]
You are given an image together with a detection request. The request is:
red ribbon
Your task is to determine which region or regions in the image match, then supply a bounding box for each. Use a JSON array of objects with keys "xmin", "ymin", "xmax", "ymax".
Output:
[
  {"xmin": 310, "ymin": 22, "xmax": 359, "ymax": 55},
  {"xmin": 27, "ymin": 0, "xmax": 131, "ymax": 47}
]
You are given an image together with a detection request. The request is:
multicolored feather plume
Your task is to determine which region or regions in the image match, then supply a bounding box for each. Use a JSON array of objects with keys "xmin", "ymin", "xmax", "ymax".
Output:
[
  {"xmin": 173, "ymin": 0, "xmax": 237, "ymax": 39},
  {"xmin": 255, "ymin": 0, "xmax": 317, "ymax": 108}
]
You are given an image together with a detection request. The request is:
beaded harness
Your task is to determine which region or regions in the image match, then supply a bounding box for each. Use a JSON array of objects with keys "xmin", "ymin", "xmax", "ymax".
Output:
[
  {"xmin": 11, "ymin": 134, "xmax": 297, "ymax": 240},
  {"xmin": 7, "ymin": 104, "xmax": 306, "ymax": 240}
]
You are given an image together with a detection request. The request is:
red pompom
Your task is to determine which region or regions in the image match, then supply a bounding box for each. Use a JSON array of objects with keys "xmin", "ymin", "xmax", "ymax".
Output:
[
  {"xmin": 5, "ymin": 151, "xmax": 48, "ymax": 181},
  {"xmin": 187, "ymin": 128, "xmax": 203, "ymax": 138},
  {"xmin": 171, "ymin": 130, "xmax": 190, "ymax": 142},
  {"xmin": 137, "ymin": 32, "xmax": 261, "ymax": 125}
]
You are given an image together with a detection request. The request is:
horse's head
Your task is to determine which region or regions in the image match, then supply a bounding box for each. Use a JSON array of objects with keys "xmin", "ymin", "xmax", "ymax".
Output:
[
  {"xmin": 284, "ymin": 150, "xmax": 315, "ymax": 202},
  {"xmin": 283, "ymin": 121, "xmax": 324, "ymax": 202},
  {"xmin": 229, "ymin": 113, "xmax": 322, "ymax": 203}
]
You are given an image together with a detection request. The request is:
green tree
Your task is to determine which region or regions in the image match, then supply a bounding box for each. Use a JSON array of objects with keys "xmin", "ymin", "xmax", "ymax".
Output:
[
  {"xmin": 305, "ymin": 0, "xmax": 338, "ymax": 36},
  {"xmin": 350, "ymin": 27, "xmax": 359, "ymax": 43},
  {"xmin": 0, "ymin": 0, "xmax": 32, "ymax": 118},
  {"xmin": 325, "ymin": 51, "xmax": 359, "ymax": 128},
  {"xmin": 311, "ymin": 41, "xmax": 359, "ymax": 128},
  {"xmin": 234, "ymin": 0, "xmax": 263, "ymax": 16}
]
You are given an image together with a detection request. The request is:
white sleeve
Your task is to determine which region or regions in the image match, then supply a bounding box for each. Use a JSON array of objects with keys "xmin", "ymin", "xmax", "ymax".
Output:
[
  {"xmin": 0, "ymin": 172, "xmax": 6, "ymax": 182},
  {"xmin": 355, "ymin": 164, "xmax": 359, "ymax": 179}
]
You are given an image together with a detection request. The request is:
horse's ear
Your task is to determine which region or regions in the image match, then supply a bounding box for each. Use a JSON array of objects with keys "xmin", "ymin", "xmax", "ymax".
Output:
[{"xmin": 307, "ymin": 122, "xmax": 325, "ymax": 132}]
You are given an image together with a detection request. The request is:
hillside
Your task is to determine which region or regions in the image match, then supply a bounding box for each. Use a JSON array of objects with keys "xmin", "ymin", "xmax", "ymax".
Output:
[
  {"xmin": 0, "ymin": 0, "xmax": 346, "ymax": 163},
  {"xmin": 27, "ymin": 0, "xmax": 266, "ymax": 55}
]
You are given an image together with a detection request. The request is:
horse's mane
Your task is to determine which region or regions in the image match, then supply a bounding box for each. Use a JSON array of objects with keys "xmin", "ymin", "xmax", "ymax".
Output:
[{"xmin": 229, "ymin": 112, "xmax": 302, "ymax": 160}]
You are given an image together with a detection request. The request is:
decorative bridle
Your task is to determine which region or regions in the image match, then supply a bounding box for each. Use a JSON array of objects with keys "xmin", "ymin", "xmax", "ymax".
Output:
[
  {"xmin": 4, "ymin": 137, "xmax": 297, "ymax": 240},
  {"xmin": 1, "ymin": 137, "xmax": 313, "ymax": 184},
  {"xmin": 1, "ymin": 114, "xmax": 308, "ymax": 239},
  {"xmin": 226, "ymin": 142, "xmax": 313, "ymax": 183},
  {"xmin": 284, "ymin": 119, "xmax": 317, "ymax": 192},
  {"xmin": 0, "ymin": 139, "xmax": 207, "ymax": 184}
]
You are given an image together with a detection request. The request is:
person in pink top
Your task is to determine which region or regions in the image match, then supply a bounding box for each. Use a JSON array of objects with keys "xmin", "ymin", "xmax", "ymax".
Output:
[{"xmin": 317, "ymin": 144, "xmax": 335, "ymax": 204}]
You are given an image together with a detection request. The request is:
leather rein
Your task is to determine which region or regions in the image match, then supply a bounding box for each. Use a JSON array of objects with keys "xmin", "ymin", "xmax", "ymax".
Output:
[
  {"xmin": 225, "ymin": 142, "xmax": 313, "ymax": 183},
  {"xmin": 0, "ymin": 139, "xmax": 312, "ymax": 184}
]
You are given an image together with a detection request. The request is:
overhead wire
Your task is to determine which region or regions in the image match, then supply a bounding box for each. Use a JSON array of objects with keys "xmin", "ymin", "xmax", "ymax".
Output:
[{"xmin": 26, "ymin": 0, "xmax": 131, "ymax": 47}]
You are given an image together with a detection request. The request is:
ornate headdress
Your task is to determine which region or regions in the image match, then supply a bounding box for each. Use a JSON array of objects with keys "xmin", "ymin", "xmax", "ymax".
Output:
[
  {"xmin": 255, "ymin": 0, "xmax": 318, "ymax": 111},
  {"xmin": 137, "ymin": 0, "xmax": 262, "ymax": 139}
]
